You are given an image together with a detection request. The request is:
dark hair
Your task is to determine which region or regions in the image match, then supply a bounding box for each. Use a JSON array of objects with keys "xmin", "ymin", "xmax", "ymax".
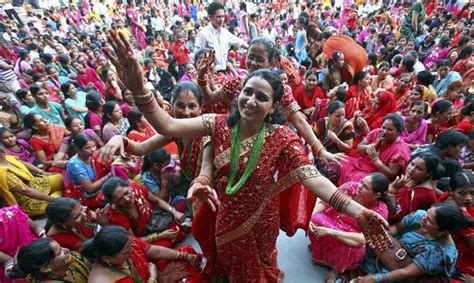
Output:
[
  {"xmin": 64, "ymin": 116, "xmax": 81, "ymax": 130},
  {"xmin": 46, "ymin": 197, "xmax": 79, "ymax": 225},
  {"xmin": 126, "ymin": 108, "xmax": 143, "ymax": 134},
  {"xmin": 411, "ymin": 100, "xmax": 428, "ymax": 113},
  {"xmin": 457, "ymin": 46, "xmax": 473, "ymax": 62},
  {"xmin": 101, "ymin": 177, "xmax": 129, "ymax": 202},
  {"xmin": 436, "ymin": 59, "xmax": 451, "ymax": 69},
  {"xmin": 433, "ymin": 203, "xmax": 474, "ymax": 232},
  {"xmin": 401, "ymin": 55, "xmax": 415, "ymax": 72},
  {"xmin": 8, "ymin": 238, "xmax": 55, "ymax": 279},
  {"xmin": 410, "ymin": 153, "xmax": 445, "ymax": 180},
  {"xmin": 435, "ymin": 130, "xmax": 468, "ymax": 150},
  {"xmin": 239, "ymin": 2, "xmax": 246, "ymax": 10},
  {"xmin": 249, "ymin": 37, "xmax": 276, "ymax": 62},
  {"xmin": 23, "ymin": 113, "xmax": 40, "ymax": 132},
  {"xmin": 227, "ymin": 69, "xmax": 287, "ymax": 126},
  {"xmin": 334, "ymin": 86, "xmax": 347, "ymax": 102},
  {"xmin": 458, "ymin": 35, "xmax": 472, "ymax": 47},
  {"xmin": 382, "ymin": 113, "xmax": 404, "ymax": 132},
  {"xmin": 431, "ymin": 99, "xmax": 453, "ymax": 116},
  {"xmin": 81, "ymin": 226, "xmax": 129, "ymax": 261},
  {"xmin": 354, "ymin": 71, "xmax": 368, "ymax": 85},
  {"xmin": 450, "ymin": 171, "xmax": 474, "ymax": 192},
  {"xmin": 327, "ymin": 100, "xmax": 345, "ymax": 115},
  {"xmin": 0, "ymin": 127, "xmax": 13, "ymax": 139},
  {"xmin": 378, "ymin": 61, "xmax": 390, "ymax": 70},
  {"xmin": 71, "ymin": 133, "xmax": 93, "ymax": 150},
  {"xmin": 142, "ymin": 148, "xmax": 171, "ymax": 173},
  {"xmin": 18, "ymin": 48, "xmax": 29, "ymax": 60},
  {"xmin": 60, "ymin": 82, "xmax": 72, "ymax": 97},
  {"xmin": 416, "ymin": 71, "xmax": 436, "ymax": 86},
  {"xmin": 101, "ymin": 101, "xmax": 119, "ymax": 129},
  {"xmin": 207, "ymin": 2, "xmax": 224, "ymax": 17},
  {"xmin": 84, "ymin": 91, "xmax": 102, "ymax": 129},
  {"xmin": 16, "ymin": 89, "xmax": 29, "ymax": 102},
  {"xmin": 368, "ymin": 172, "xmax": 392, "ymax": 211},
  {"xmin": 328, "ymin": 51, "xmax": 344, "ymax": 72},
  {"xmin": 29, "ymin": 85, "xmax": 43, "ymax": 97},
  {"xmin": 172, "ymin": 81, "xmax": 203, "ymax": 106}
]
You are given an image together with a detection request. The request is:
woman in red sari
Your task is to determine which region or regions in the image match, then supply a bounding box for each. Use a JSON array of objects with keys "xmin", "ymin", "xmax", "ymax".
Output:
[
  {"xmin": 126, "ymin": 108, "xmax": 156, "ymax": 142},
  {"xmin": 387, "ymin": 153, "xmax": 442, "ymax": 223},
  {"xmin": 339, "ymin": 114, "xmax": 411, "ymax": 185},
  {"xmin": 293, "ymin": 70, "xmax": 325, "ymax": 119},
  {"xmin": 427, "ymin": 100, "xmax": 454, "ymax": 143},
  {"xmin": 105, "ymin": 33, "xmax": 389, "ymax": 282},
  {"xmin": 392, "ymin": 73, "xmax": 413, "ymax": 101},
  {"xmin": 437, "ymin": 171, "xmax": 474, "ymax": 280},
  {"xmin": 46, "ymin": 197, "xmax": 96, "ymax": 251},
  {"xmin": 451, "ymin": 46, "xmax": 474, "ymax": 89},
  {"xmin": 102, "ymin": 177, "xmax": 185, "ymax": 248},
  {"xmin": 345, "ymin": 71, "xmax": 373, "ymax": 119},
  {"xmin": 23, "ymin": 113, "xmax": 68, "ymax": 172},
  {"xmin": 83, "ymin": 226, "xmax": 205, "ymax": 283},
  {"xmin": 366, "ymin": 90, "xmax": 397, "ymax": 130}
]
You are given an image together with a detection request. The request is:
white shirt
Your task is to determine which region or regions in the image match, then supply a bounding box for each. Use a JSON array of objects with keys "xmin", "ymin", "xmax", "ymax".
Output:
[{"xmin": 194, "ymin": 24, "xmax": 244, "ymax": 71}]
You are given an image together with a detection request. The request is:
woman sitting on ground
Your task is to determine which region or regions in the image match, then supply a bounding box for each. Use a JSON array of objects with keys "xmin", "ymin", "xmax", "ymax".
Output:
[
  {"xmin": 66, "ymin": 134, "xmax": 110, "ymax": 209},
  {"xmin": 82, "ymin": 225, "xmax": 205, "ymax": 283},
  {"xmin": 356, "ymin": 204, "xmax": 473, "ymax": 282},
  {"xmin": 8, "ymin": 237, "xmax": 90, "ymax": 283},
  {"xmin": 0, "ymin": 127, "xmax": 37, "ymax": 164},
  {"xmin": 309, "ymin": 173, "xmax": 390, "ymax": 282},
  {"xmin": 102, "ymin": 177, "xmax": 186, "ymax": 247},
  {"xmin": 0, "ymin": 145, "xmax": 63, "ymax": 216}
]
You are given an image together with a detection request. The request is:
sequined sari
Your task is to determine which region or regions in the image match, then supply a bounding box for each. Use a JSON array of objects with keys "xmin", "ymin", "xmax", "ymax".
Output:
[{"xmin": 198, "ymin": 114, "xmax": 320, "ymax": 282}]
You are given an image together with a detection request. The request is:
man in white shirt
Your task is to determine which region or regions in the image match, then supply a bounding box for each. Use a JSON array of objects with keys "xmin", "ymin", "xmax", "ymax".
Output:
[{"xmin": 194, "ymin": 2, "xmax": 248, "ymax": 72}]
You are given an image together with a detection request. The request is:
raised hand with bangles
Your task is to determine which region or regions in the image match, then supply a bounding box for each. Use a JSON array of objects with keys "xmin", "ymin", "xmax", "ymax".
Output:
[{"xmin": 105, "ymin": 30, "xmax": 389, "ymax": 282}]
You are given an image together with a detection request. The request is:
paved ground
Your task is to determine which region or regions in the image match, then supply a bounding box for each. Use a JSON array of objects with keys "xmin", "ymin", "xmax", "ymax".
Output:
[{"xmin": 180, "ymin": 229, "xmax": 329, "ymax": 283}]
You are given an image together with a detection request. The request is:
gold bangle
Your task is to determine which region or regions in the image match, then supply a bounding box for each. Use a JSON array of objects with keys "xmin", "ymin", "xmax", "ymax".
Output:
[
  {"xmin": 310, "ymin": 140, "xmax": 325, "ymax": 157},
  {"xmin": 191, "ymin": 175, "xmax": 211, "ymax": 186}
]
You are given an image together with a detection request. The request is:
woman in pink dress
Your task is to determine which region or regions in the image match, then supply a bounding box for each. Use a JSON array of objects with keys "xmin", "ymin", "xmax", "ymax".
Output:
[
  {"xmin": 309, "ymin": 173, "xmax": 390, "ymax": 281},
  {"xmin": 338, "ymin": 114, "xmax": 411, "ymax": 185},
  {"xmin": 126, "ymin": 0, "xmax": 147, "ymax": 50},
  {"xmin": 0, "ymin": 205, "xmax": 41, "ymax": 283}
]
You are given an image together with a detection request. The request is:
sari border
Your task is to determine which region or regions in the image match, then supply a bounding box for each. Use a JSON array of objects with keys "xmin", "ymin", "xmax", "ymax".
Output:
[
  {"xmin": 202, "ymin": 114, "xmax": 216, "ymax": 136},
  {"xmin": 283, "ymin": 101, "xmax": 300, "ymax": 118},
  {"xmin": 215, "ymin": 165, "xmax": 320, "ymax": 247},
  {"xmin": 213, "ymin": 124, "xmax": 282, "ymax": 171}
]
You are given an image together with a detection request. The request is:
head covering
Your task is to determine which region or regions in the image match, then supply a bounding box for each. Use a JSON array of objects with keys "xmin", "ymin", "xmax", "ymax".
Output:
[{"xmin": 367, "ymin": 90, "xmax": 397, "ymax": 130}]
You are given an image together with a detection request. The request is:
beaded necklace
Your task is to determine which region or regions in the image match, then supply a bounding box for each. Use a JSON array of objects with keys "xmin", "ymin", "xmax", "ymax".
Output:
[{"xmin": 225, "ymin": 123, "xmax": 267, "ymax": 195}]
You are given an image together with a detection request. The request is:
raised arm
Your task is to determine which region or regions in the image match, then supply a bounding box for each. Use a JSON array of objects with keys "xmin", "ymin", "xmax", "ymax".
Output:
[{"xmin": 104, "ymin": 31, "xmax": 211, "ymax": 139}]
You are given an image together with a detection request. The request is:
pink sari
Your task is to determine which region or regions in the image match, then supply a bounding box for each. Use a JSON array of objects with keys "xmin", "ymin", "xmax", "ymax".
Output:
[
  {"xmin": 401, "ymin": 117, "xmax": 427, "ymax": 145},
  {"xmin": 0, "ymin": 206, "xmax": 38, "ymax": 283},
  {"xmin": 338, "ymin": 128, "xmax": 411, "ymax": 185},
  {"xmin": 310, "ymin": 182, "xmax": 388, "ymax": 271}
]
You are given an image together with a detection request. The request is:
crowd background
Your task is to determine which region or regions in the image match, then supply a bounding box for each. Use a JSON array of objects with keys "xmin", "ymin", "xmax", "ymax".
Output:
[{"xmin": 0, "ymin": 0, "xmax": 473, "ymax": 282}]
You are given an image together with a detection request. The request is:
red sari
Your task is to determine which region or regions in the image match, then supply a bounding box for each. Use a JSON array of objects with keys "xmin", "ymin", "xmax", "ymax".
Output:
[
  {"xmin": 105, "ymin": 182, "xmax": 183, "ymax": 247},
  {"xmin": 345, "ymin": 85, "xmax": 372, "ymax": 119},
  {"xmin": 293, "ymin": 85, "xmax": 325, "ymax": 111},
  {"xmin": 366, "ymin": 90, "xmax": 397, "ymax": 130},
  {"xmin": 195, "ymin": 114, "xmax": 319, "ymax": 282},
  {"xmin": 437, "ymin": 193, "xmax": 474, "ymax": 276},
  {"xmin": 48, "ymin": 220, "xmax": 95, "ymax": 251},
  {"xmin": 389, "ymin": 185, "xmax": 437, "ymax": 223}
]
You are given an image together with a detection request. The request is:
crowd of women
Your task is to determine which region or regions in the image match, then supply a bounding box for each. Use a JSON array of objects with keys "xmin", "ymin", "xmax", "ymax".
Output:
[{"xmin": 0, "ymin": 0, "xmax": 474, "ymax": 282}]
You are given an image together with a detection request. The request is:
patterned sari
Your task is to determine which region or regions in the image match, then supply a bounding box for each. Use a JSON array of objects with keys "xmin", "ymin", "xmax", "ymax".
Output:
[{"xmin": 197, "ymin": 114, "xmax": 320, "ymax": 282}]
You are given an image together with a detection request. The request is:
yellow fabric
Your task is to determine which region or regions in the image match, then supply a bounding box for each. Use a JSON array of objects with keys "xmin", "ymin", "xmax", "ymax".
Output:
[
  {"xmin": 0, "ymin": 155, "xmax": 64, "ymax": 216},
  {"xmin": 0, "ymin": 155, "xmax": 34, "ymax": 207},
  {"xmin": 117, "ymin": 28, "xmax": 131, "ymax": 41}
]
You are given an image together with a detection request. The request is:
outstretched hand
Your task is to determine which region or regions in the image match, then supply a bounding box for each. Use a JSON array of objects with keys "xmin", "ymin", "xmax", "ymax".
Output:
[
  {"xmin": 356, "ymin": 209, "xmax": 391, "ymax": 253},
  {"xmin": 187, "ymin": 183, "xmax": 220, "ymax": 212},
  {"xmin": 104, "ymin": 31, "xmax": 145, "ymax": 94},
  {"xmin": 319, "ymin": 149, "xmax": 347, "ymax": 166}
]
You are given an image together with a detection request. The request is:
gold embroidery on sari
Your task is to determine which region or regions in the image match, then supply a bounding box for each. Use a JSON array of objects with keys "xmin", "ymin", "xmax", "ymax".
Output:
[
  {"xmin": 215, "ymin": 165, "xmax": 320, "ymax": 247},
  {"xmin": 202, "ymin": 114, "xmax": 216, "ymax": 135},
  {"xmin": 213, "ymin": 124, "xmax": 281, "ymax": 171},
  {"xmin": 283, "ymin": 102, "xmax": 300, "ymax": 117}
]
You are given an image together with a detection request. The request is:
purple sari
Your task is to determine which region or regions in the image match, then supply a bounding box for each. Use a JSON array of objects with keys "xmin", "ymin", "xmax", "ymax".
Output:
[{"xmin": 4, "ymin": 139, "xmax": 36, "ymax": 164}]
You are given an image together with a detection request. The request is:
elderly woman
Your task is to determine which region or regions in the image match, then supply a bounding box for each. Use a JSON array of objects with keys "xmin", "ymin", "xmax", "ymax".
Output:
[{"xmin": 338, "ymin": 114, "xmax": 411, "ymax": 185}]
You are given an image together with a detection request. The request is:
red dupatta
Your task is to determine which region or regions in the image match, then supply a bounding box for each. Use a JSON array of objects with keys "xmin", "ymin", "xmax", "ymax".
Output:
[{"xmin": 366, "ymin": 90, "xmax": 397, "ymax": 130}]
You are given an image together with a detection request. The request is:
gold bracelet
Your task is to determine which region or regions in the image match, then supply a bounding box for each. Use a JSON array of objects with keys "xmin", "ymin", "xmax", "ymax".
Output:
[
  {"xmin": 191, "ymin": 175, "xmax": 211, "ymax": 186},
  {"xmin": 310, "ymin": 140, "xmax": 325, "ymax": 157}
]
